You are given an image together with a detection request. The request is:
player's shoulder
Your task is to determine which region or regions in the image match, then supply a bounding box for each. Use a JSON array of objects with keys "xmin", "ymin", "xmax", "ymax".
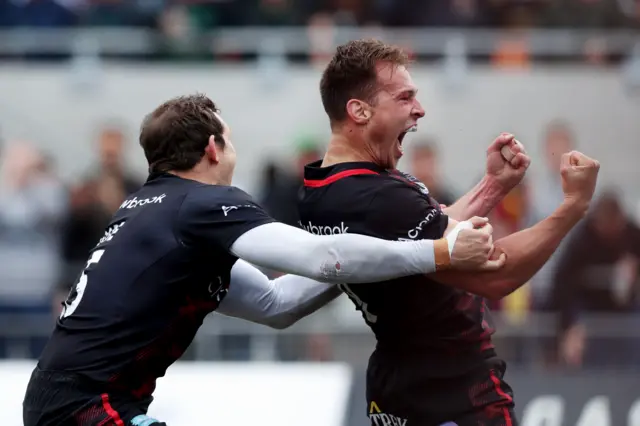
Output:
[
  {"xmin": 302, "ymin": 160, "xmax": 420, "ymax": 197},
  {"xmin": 372, "ymin": 171, "xmax": 431, "ymax": 200},
  {"xmin": 181, "ymin": 182, "xmax": 258, "ymax": 216}
]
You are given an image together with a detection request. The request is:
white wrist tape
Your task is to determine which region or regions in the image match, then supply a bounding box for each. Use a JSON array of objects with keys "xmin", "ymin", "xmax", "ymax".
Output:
[{"xmin": 445, "ymin": 220, "xmax": 474, "ymax": 255}]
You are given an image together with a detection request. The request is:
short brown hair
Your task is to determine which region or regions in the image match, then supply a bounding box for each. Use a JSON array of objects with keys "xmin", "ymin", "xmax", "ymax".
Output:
[
  {"xmin": 320, "ymin": 39, "xmax": 409, "ymax": 123},
  {"xmin": 139, "ymin": 94, "xmax": 225, "ymax": 173}
]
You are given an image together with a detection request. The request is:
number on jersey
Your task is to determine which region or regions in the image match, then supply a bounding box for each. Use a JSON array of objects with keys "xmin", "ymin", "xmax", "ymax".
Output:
[
  {"xmin": 60, "ymin": 249, "xmax": 105, "ymax": 319},
  {"xmin": 338, "ymin": 283, "xmax": 378, "ymax": 323}
]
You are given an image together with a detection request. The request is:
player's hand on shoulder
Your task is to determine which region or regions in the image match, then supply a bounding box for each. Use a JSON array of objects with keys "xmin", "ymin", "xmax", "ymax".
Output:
[
  {"xmin": 560, "ymin": 150, "xmax": 600, "ymax": 212},
  {"xmin": 447, "ymin": 216, "xmax": 506, "ymax": 271}
]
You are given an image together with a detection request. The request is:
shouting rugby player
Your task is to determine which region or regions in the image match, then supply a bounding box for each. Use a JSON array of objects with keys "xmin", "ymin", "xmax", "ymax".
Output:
[
  {"xmin": 298, "ymin": 40, "xmax": 600, "ymax": 426},
  {"xmin": 22, "ymin": 94, "xmax": 503, "ymax": 426}
]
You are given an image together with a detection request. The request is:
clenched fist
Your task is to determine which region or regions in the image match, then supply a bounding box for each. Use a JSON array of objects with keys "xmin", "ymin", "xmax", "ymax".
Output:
[
  {"xmin": 560, "ymin": 151, "xmax": 600, "ymax": 209},
  {"xmin": 448, "ymin": 216, "xmax": 506, "ymax": 271},
  {"xmin": 485, "ymin": 133, "xmax": 531, "ymax": 194}
]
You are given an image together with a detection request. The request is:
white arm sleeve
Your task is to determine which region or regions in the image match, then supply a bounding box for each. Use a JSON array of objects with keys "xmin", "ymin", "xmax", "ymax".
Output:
[
  {"xmin": 217, "ymin": 259, "xmax": 342, "ymax": 329},
  {"xmin": 229, "ymin": 222, "xmax": 437, "ymax": 284}
]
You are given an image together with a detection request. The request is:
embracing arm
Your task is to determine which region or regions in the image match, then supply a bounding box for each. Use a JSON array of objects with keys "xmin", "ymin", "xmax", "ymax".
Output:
[
  {"xmin": 230, "ymin": 222, "xmax": 445, "ymax": 284},
  {"xmin": 217, "ymin": 260, "xmax": 341, "ymax": 329}
]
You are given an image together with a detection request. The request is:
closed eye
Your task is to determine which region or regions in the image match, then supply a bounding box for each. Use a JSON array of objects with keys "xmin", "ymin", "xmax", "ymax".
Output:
[{"xmin": 397, "ymin": 89, "xmax": 417, "ymax": 101}]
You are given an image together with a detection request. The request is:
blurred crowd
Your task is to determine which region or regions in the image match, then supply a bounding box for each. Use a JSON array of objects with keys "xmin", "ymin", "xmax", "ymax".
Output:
[
  {"xmin": 1, "ymin": 0, "xmax": 640, "ymax": 29},
  {"xmin": 0, "ymin": 124, "xmax": 142, "ymax": 357},
  {"xmin": 0, "ymin": 118, "xmax": 639, "ymax": 371}
]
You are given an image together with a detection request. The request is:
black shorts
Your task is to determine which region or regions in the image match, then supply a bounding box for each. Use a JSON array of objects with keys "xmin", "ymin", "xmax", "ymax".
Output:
[
  {"xmin": 23, "ymin": 367, "xmax": 166, "ymax": 426},
  {"xmin": 366, "ymin": 354, "xmax": 518, "ymax": 426}
]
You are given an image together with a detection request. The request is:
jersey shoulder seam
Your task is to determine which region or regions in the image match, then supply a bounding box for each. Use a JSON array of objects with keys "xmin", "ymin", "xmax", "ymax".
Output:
[{"xmin": 173, "ymin": 189, "xmax": 198, "ymax": 248}]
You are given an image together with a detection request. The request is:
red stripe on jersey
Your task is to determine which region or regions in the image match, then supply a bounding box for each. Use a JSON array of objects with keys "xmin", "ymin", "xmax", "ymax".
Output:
[
  {"xmin": 489, "ymin": 371, "xmax": 514, "ymax": 426},
  {"xmin": 100, "ymin": 394, "xmax": 125, "ymax": 426},
  {"xmin": 303, "ymin": 169, "xmax": 379, "ymax": 187}
]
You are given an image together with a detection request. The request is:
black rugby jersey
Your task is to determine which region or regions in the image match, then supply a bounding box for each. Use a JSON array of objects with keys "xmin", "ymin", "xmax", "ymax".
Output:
[
  {"xmin": 299, "ymin": 160, "xmax": 497, "ymax": 375},
  {"xmin": 38, "ymin": 173, "xmax": 274, "ymax": 397}
]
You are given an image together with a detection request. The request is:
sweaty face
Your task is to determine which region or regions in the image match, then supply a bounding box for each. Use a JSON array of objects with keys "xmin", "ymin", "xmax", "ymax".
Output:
[
  {"xmin": 213, "ymin": 113, "xmax": 237, "ymax": 185},
  {"xmin": 365, "ymin": 64, "xmax": 425, "ymax": 169}
]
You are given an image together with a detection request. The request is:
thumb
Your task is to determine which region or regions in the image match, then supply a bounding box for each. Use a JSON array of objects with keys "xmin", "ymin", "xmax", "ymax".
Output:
[
  {"xmin": 467, "ymin": 216, "xmax": 489, "ymax": 228},
  {"xmin": 478, "ymin": 252, "xmax": 507, "ymax": 271}
]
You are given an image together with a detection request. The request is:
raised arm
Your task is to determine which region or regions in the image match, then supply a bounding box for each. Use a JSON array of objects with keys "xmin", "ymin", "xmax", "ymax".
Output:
[
  {"xmin": 217, "ymin": 259, "xmax": 341, "ymax": 329},
  {"xmin": 444, "ymin": 133, "xmax": 530, "ymax": 220},
  {"xmin": 433, "ymin": 151, "xmax": 599, "ymax": 300}
]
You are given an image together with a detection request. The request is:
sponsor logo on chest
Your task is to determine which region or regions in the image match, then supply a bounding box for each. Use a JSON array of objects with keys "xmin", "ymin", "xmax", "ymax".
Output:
[{"xmin": 299, "ymin": 220, "xmax": 349, "ymax": 235}]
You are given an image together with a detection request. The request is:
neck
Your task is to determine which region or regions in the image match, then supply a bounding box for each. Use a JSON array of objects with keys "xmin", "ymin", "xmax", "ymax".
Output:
[
  {"xmin": 166, "ymin": 163, "xmax": 228, "ymax": 186},
  {"xmin": 323, "ymin": 132, "xmax": 378, "ymax": 167}
]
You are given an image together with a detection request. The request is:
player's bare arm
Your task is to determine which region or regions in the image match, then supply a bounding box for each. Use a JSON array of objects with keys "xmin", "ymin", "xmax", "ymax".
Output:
[
  {"xmin": 228, "ymin": 218, "xmax": 503, "ymax": 286},
  {"xmin": 433, "ymin": 151, "xmax": 599, "ymax": 300},
  {"xmin": 444, "ymin": 133, "xmax": 531, "ymax": 221}
]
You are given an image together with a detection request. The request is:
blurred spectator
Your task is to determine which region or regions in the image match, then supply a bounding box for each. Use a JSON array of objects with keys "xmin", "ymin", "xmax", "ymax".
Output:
[
  {"xmin": 53, "ymin": 124, "xmax": 141, "ymax": 314},
  {"xmin": 94, "ymin": 123, "xmax": 141, "ymax": 195},
  {"xmin": 491, "ymin": 36, "xmax": 531, "ymax": 69},
  {"xmin": 80, "ymin": 0, "xmax": 155, "ymax": 27},
  {"xmin": 490, "ymin": 2, "xmax": 544, "ymax": 69},
  {"xmin": 528, "ymin": 120, "xmax": 577, "ymax": 310},
  {"xmin": 486, "ymin": 179, "xmax": 531, "ymax": 313},
  {"xmin": 488, "ymin": 180, "xmax": 530, "ymax": 242},
  {"xmin": 378, "ymin": 0, "xmax": 497, "ymax": 27},
  {"xmin": 0, "ymin": 141, "xmax": 66, "ymax": 357},
  {"xmin": 549, "ymin": 190, "xmax": 640, "ymax": 368},
  {"xmin": 539, "ymin": 0, "xmax": 624, "ymax": 65},
  {"xmin": 257, "ymin": 160, "xmax": 281, "ymax": 207},
  {"xmin": 307, "ymin": 12, "xmax": 337, "ymax": 67},
  {"xmin": 408, "ymin": 138, "xmax": 456, "ymax": 206},
  {"xmin": 9, "ymin": 0, "xmax": 77, "ymax": 27},
  {"xmin": 247, "ymin": 0, "xmax": 297, "ymax": 26},
  {"xmin": 0, "ymin": 0, "xmax": 638, "ymax": 31},
  {"xmin": 0, "ymin": 0, "xmax": 19, "ymax": 27},
  {"xmin": 583, "ymin": 36, "xmax": 609, "ymax": 66},
  {"xmin": 540, "ymin": 0, "xmax": 625, "ymax": 28},
  {"xmin": 260, "ymin": 135, "xmax": 321, "ymax": 228}
]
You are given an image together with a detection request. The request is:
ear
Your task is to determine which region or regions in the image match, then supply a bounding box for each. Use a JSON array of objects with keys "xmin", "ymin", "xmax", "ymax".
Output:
[
  {"xmin": 346, "ymin": 99, "xmax": 372, "ymax": 124},
  {"xmin": 204, "ymin": 135, "xmax": 220, "ymax": 164}
]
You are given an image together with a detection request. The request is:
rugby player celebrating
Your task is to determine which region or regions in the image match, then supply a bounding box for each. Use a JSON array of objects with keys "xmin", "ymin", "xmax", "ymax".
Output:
[{"xmin": 298, "ymin": 39, "xmax": 600, "ymax": 426}]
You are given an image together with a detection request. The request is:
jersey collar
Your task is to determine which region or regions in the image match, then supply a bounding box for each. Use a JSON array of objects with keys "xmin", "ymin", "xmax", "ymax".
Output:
[{"xmin": 303, "ymin": 160, "xmax": 388, "ymax": 188}]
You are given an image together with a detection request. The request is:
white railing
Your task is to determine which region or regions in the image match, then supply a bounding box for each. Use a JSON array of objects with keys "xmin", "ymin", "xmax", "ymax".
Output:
[{"xmin": 2, "ymin": 311, "xmax": 640, "ymax": 364}]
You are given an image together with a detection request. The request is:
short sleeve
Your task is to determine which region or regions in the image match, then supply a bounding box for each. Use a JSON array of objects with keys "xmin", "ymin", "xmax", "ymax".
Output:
[
  {"xmin": 365, "ymin": 179, "xmax": 449, "ymax": 242},
  {"xmin": 178, "ymin": 185, "xmax": 276, "ymax": 252}
]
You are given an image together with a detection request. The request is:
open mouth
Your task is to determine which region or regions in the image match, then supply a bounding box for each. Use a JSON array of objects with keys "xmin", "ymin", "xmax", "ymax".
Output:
[{"xmin": 397, "ymin": 125, "xmax": 418, "ymax": 152}]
